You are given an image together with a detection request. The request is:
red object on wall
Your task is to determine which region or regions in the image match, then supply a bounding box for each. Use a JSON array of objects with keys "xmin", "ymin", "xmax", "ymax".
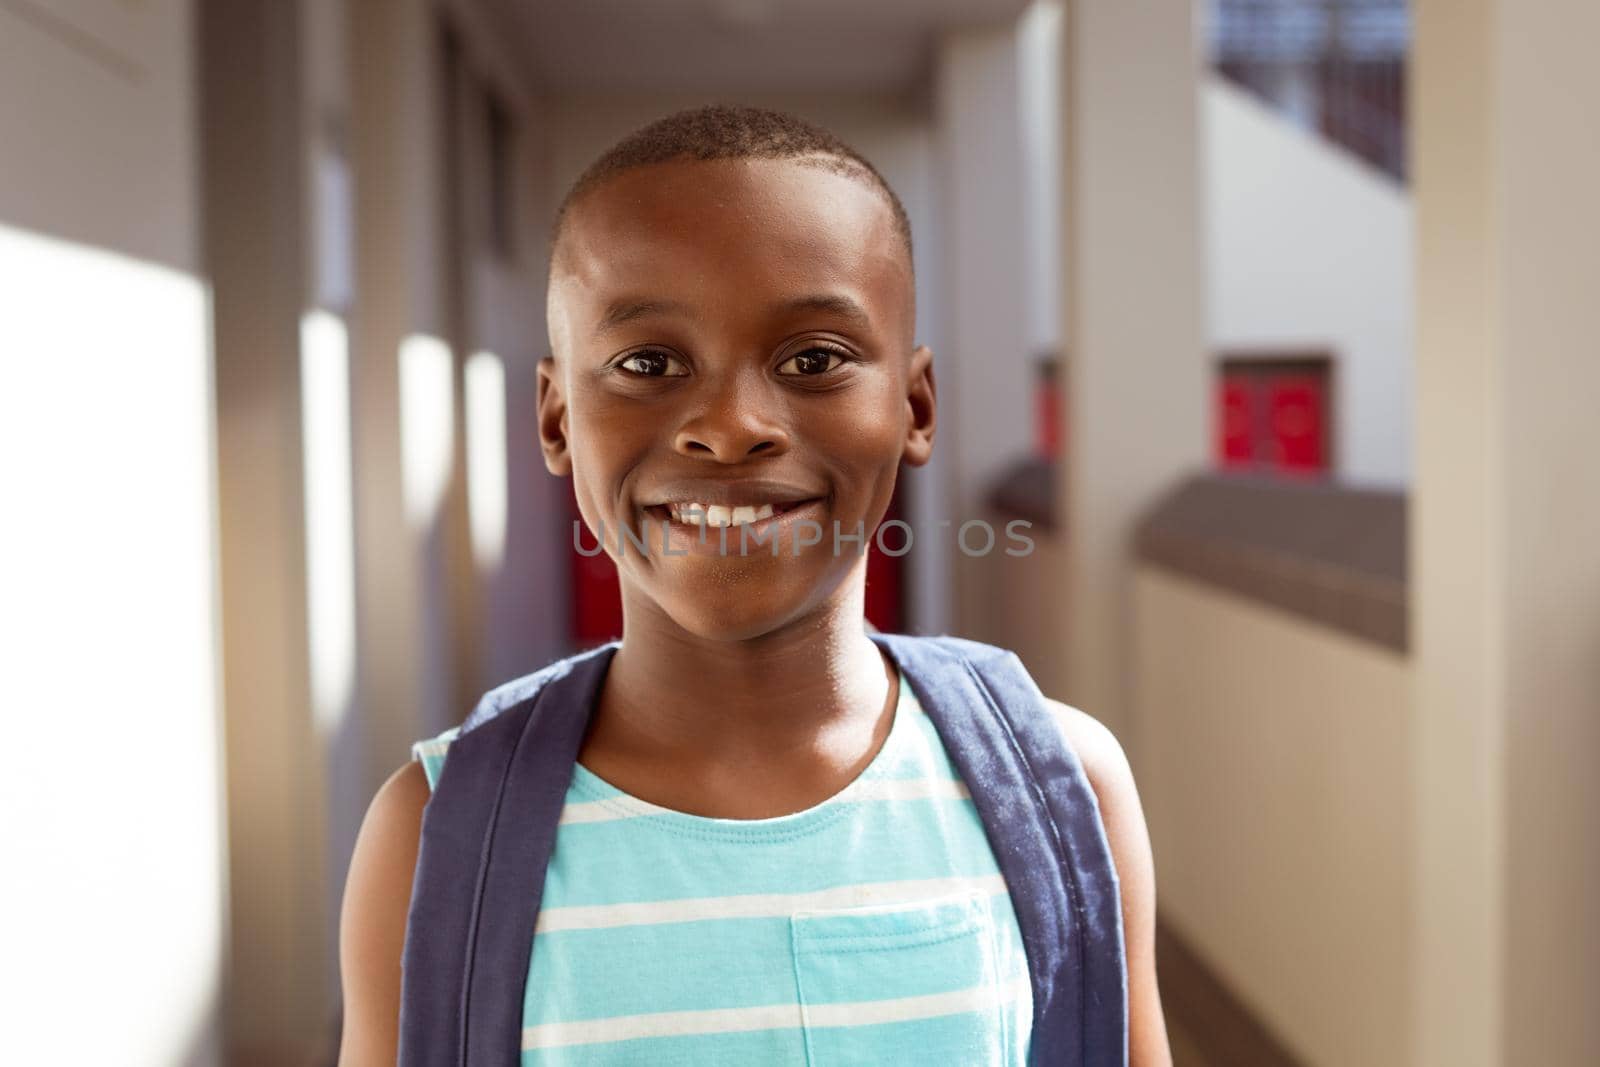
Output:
[
  {"xmin": 864, "ymin": 487, "xmax": 905, "ymax": 633},
  {"xmin": 1214, "ymin": 358, "xmax": 1331, "ymax": 476},
  {"xmin": 569, "ymin": 492, "xmax": 623, "ymax": 644},
  {"xmin": 1217, "ymin": 376, "xmax": 1257, "ymax": 467},
  {"xmin": 1034, "ymin": 359, "xmax": 1062, "ymax": 458},
  {"xmin": 1266, "ymin": 374, "xmax": 1327, "ymax": 472}
]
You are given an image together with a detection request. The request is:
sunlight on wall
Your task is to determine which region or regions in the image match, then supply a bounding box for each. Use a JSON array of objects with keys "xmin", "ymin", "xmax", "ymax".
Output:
[
  {"xmin": 0, "ymin": 222, "xmax": 225, "ymax": 1065},
  {"xmin": 300, "ymin": 310, "xmax": 357, "ymax": 734},
  {"xmin": 398, "ymin": 333, "xmax": 456, "ymax": 529},
  {"xmin": 464, "ymin": 350, "xmax": 508, "ymax": 572},
  {"xmin": 1019, "ymin": 0, "xmax": 1065, "ymax": 355}
]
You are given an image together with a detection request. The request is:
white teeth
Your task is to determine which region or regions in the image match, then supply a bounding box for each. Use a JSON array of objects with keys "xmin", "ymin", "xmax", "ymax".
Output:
[{"xmin": 667, "ymin": 501, "xmax": 780, "ymax": 527}]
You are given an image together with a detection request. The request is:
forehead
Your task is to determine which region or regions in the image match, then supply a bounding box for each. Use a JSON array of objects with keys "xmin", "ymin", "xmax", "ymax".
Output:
[{"xmin": 549, "ymin": 158, "xmax": 912, "ymax": 349}]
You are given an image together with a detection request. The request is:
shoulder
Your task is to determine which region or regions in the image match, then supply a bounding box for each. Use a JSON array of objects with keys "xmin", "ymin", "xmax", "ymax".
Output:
[
  {"xmin": 888, "ymin": 634, "xmax": 1142, "ymax": 809},
  {"xmin": 1037, "ymin": 697, "xmax": 1146, "ymax": 890},
  {"xmin": 358, "ymin": 759, "xmax": 433, "ymax": 853},
  {"xmin": 1040, "ymin": 698, "xmax": 1135, "ymax": 804},
  {"xmin": 1040, "ymin": 697, "xmax": 1172, "ymax": 1065},
  {"xmin": 906, "ymin": 634, "xmax": 1140, "ymax": 811},
  {"xmin": 342, "ymin": 760, "xmax": 431, "ymax": 955},
  {"xmin": 337, "ymin": 761, "xmax": 432, "ymax": 1064}
]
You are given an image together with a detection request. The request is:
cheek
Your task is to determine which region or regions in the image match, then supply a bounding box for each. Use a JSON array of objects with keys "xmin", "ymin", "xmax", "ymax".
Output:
[
  {"xmin": 827, "ymin": 385, "xmax": 908, "ymax": 506},
  {"xmin": 565, "ymin": 394, "xmax": 651, "ymax": 519}
]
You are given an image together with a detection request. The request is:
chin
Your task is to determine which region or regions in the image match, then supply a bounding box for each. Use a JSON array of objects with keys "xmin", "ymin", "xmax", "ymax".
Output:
[
  {"xmin": 674, "ymin": 611, "xmax": 795, "ymax": 644},
  {"xmin": 635, "ymin": 557, "xmax": 851, "ymax": 643}
]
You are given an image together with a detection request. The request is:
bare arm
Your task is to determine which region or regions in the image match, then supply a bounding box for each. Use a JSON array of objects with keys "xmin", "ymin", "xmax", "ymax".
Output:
[
  {"xmin": 338, "ymin": 760, "xmax": 431, "ymax": 1067},
  {"xmin": 1045, "ymin": 699, "xmax": 1173, "ymax": 1067}
]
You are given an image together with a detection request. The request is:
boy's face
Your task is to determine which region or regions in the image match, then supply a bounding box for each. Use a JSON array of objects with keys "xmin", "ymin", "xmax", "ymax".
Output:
[{"xmin": 540, "ymin": 157, "xmax": 935, "ymax": 641}]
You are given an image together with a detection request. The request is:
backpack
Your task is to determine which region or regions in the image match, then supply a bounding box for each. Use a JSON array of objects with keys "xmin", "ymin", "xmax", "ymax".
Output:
[{"xmin": 399, "ymin": 632, "xmax": 1127, "ymax": 1065}]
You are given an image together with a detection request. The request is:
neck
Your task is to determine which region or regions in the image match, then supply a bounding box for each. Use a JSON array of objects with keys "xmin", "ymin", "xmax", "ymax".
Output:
[{"xmin": 599, "ymin": 581, "xmax": 892, "ymax": 765}]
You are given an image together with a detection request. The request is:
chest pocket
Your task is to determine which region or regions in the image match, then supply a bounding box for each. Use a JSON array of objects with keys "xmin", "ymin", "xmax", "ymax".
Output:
[{"xmin": 789, "ymin": 890, "xmax": 1010, "ymax": 1066}]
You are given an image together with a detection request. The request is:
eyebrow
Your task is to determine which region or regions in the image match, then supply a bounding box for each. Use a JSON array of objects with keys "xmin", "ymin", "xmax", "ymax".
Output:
[
  {"xmin": 780, "ymin": 293, "xmax": 873, "ymax": 330},
  {"xmin": 594, "ymin": 299, "xmax": 691, "ymax": 337},
  {"xmin": 592, "ymin": 293, "xmax": 873, "ymax": 338}
]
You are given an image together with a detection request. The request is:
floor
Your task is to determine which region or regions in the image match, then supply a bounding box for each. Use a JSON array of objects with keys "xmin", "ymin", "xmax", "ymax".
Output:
[
  {"xmin": 1155, "ymin": 917, "xmax": 1305, "ymax": 1067},
  {"xmin": 1169, "ymin": 1016, "xmax": 1221, "ymax": 1066}
]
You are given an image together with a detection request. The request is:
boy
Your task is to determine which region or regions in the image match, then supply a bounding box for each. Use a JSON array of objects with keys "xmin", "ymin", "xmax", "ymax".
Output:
[{"xmin": 340, "ymin": 105, "xmax": 1168, "ymax": 1065}]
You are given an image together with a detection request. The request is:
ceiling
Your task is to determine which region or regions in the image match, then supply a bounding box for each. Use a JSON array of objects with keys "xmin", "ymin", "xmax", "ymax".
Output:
[{"xmin": 492, "ymin": 0, "xmax": 1033, "ymax": 95}]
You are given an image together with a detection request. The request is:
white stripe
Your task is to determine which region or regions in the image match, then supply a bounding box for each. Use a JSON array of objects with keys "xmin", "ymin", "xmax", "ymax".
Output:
[
  {"xmin": 523, "ymin": 1001, "xmax": 802, "ymax": 1050},
  {"xmin": 849, "ymin": 777, "xmax": 971, "ymax": 804},
  {"xmin": 557, "ymin": 796, "xmax": 668, "ymax": 825},
  {"xmin": 535, "ymin": 873, "xmax": 1008, "ymax": 933},
  {"xmin": 558, "ymin": 777, "xmax": 971, "ymax": 826},
  {"xmin": 804, "ymin": 976, "xmax": 1031, "ymax": 1029},
  {"xmin": 521, "ymin": 976, "xmax": 1030, "ymax": 1050}
]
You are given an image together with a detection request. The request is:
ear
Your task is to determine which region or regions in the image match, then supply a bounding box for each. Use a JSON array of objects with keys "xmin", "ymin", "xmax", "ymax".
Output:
[
  {"xmin": 536, "ymin": 356, "xmax": 572, "ymax": 476},
  {"xmin": 901, "ymin": 344, "xmax": 937, "ymax": 467}
]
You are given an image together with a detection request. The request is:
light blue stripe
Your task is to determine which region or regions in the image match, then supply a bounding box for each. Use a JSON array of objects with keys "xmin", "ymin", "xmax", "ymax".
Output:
[
  {"xmin": 540, "ymin": 797, "xmax": 1001, "ymax": 906},
  {"xmin": 802, "ymin": 1005, "xmax": 1018, "ymax": 1066},
  {"xmin": 526, "ymin": 918, "xmax": 799, "ymax": 1021}
]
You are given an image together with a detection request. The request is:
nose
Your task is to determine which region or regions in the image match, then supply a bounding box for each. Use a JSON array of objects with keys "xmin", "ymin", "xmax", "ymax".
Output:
[{"xmin": 672, "ymin": 369, "xmax": 790, "ymax": 462}]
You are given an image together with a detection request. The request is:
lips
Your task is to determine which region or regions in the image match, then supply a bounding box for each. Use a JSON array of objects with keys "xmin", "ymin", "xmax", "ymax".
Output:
[
  {"xmin": 663, "ymin": 500, "xmax": 819, "ymax": 528},
  {"xmin": 644, "ymin": 497, "xmax": 829, "ymax": 559},
  {"xmin": 632, "ymin": 480, "xmax": 830, "ymax": 559},
  {"xmin": 640, "ymin": 480, "xmax": 826, "ymax": 530}
]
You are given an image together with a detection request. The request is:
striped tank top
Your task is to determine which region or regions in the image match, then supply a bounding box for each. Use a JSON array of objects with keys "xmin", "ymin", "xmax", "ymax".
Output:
[{"xmin": 411, "ymin": 669, "xmax": 1033, "ymax": 1065}]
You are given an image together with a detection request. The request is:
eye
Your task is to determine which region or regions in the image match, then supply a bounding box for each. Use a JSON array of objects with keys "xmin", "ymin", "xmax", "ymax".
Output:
[
  {"xmin": 776, "ymin": 345, "xmax": 849, "ymax": 376},
  {"xmin": 616, "ymin": 349, "xmax": 688, "ymax": 377}
]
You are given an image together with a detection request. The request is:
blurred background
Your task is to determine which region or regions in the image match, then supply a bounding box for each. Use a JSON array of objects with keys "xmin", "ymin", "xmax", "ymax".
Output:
[{"xmin": 2, "ymin": 0, "xmax": 1596, "ymax": 1064}]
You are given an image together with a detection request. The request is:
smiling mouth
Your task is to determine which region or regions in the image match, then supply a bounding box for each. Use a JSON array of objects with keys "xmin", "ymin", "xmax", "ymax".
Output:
[{"xmin": 646, "ymin": 499, "xmax": 821, "ymax": 529}]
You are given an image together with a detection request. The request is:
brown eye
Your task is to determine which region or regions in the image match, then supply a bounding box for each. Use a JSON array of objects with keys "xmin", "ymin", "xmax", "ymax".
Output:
[
  {"xmin": 776, "ymin": 347, "xmax": 846, "ymax": 376},
  {"xmin": 618, "ymin": 349, "xmax": 688, "ymax": 377}
]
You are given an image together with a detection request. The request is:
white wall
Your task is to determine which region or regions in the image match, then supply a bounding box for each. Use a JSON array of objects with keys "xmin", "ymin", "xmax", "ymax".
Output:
[
  {"xmin": 935, "ymin": 22, "xmax": 1045, "ymax": 639},
  {"xmin": 1133, "ymin": 566, "xmax": 1414, "ymax": 1066},
  {"xmin": 1018, "ymin": 0, "xmax": 1065, "ymax": 358},
  {"xmin": 935, "ymin": 26, "xmax": 1035, "ymax": 511},
  {"xmin": 0, "ymin": 2, "xmax": 197, "ymax": 271},
  {"xmin": 0, "ymin": 2, "xmax": 227, "ymax": 1064},
  {"xmin": 1061, "ymin": 0, "xmax": 1207, "ymax": 742},
  {"xmin": 1205, "ymin": 76, "xmax": 1414, "ymax": 488},
  {"xmin": 1414, "ymin": 1, "xmax": 1600, "ymax": 1062}
]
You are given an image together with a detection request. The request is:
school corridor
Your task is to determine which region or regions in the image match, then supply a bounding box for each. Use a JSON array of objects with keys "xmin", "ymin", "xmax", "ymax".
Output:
[{"xmin": 3, "ymin": 0, "xmax": 1597, "ymax": 1064}]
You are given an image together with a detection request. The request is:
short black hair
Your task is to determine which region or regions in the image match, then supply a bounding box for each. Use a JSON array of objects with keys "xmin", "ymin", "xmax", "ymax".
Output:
[{"xmin": 551, "ymin": 104, "xmax": 914, "ymax": 271}]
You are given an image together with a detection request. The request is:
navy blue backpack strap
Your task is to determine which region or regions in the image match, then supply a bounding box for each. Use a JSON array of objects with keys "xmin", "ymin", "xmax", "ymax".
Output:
[
  {"xmin": 399, "ymin": 642, "xmax": 618, "ymax": 1067},
  {"xmin": 872, "ymin": 632, "xmax": 1129, "ymax": 1067}
]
